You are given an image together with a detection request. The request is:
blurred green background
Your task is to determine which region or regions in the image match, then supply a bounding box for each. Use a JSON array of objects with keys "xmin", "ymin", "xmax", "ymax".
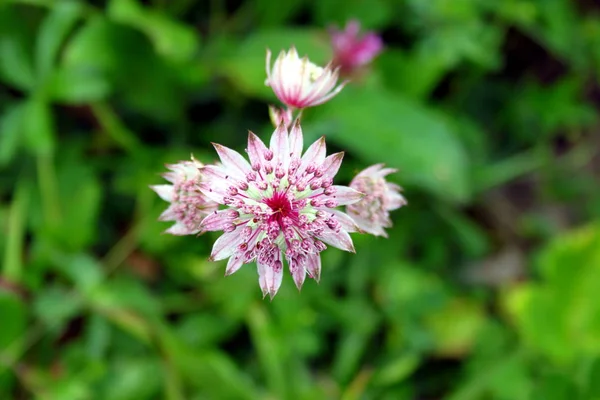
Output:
[{"xmin": 2, "ymin": 0, "xmax": 600, "ymax": 399}]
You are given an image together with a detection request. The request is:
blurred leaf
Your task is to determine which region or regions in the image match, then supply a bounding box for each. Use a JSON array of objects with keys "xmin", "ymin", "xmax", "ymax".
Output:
[
  {"xmin": 0, "ymin": 102, "xmax": 25, "ymax": 167},
  {"xmin": 47, "ymin": 65, "xmax": 112, "ymax": 104},
  {"xmin": 312, "ymin": 86, "xmax": 471, "ymax": 202},
  {"xmin": 0, "ymin": 291, "xmax": 27, "ymax": 385},
  {"xmin": 108, "ymin": 0, "xmax": 199, "ymax": 62},
  {"xmin": 100, "ymin": 357, "xmax": 162, "ymax": 400},
  {"xmin": 3, "ymin": 178, "xmax": 30, "ymax": 283},
  {"xmin": 33, "ymin": 285, "xmax": 83, "ymax": 330},
  {"xmin": 312, "ymin": 0, "xmax": 393, "ymax": 27},
  {"xmin": 503, "ymin": 224, "xmax": 600, "ymax": 363},
  {"xmin": 22, "ymin": 96, "xmax": 54, "ymax": 156},
  {"xmin": 425, "ymin": 298, "xmax": 486, "ymax": 357},
  {"xmin": 35, "ymin": 0, "xmax": 82, "ymax": 78},
  {"xmin": 0, "ymin": 5, "xmax": 35, "ymax": 90}
]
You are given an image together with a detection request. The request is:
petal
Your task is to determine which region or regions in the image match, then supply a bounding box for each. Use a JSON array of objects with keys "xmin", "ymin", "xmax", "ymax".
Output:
[
  {"xmin": 317, "ymin": 229, "xmax": 355, "ymax": 253},
  {"xmin": 289, "ymin": 119, "xmax": 304, "ymax": 159},
  {"xmin": 287, "ymin": 256, "xmax": 306, "ymax": 290},
  {"xmin": 197, "ymin": 182, "xmax": 227, "ymax": 203},
  {"xmin": 158, "ymin": 204, "xmax": 177, "ymax": 221},
  {"xmin": 247, "ymin": 131, "xmax": 270, "ymax": 167},
  {"xmin": 209, "ymin": 230, "xmax": 245, "ymax": 261},
  {"xmin": 257, "ymin": 257, "xmax": 284, "ymax": 300},
  {"xmin": 330, "ymin": 185, "xmax": 364, "ymax": 205},
  {"xmin": 320, "ymin": 152, "xmax": 344, "ymax": 182},
  {"xmin": 150, "ymin": 184, "xmax": 173, "ymax": 202},
  {"xmin": 305, "ymin": 253, "xmax": 321, "ymax": 282},
  {"xmin": 269, "ymin": 123, "xmax": 290, "ymax": 167},
  {"xmin": 299, "ymin": 136, "xmax": 326, "ymax": 173},
  {"xmin": 213, "ymin": 143, "xmax": 252, "ymax": 179},
  {"xmin": 326, "ymin": 209, "xmax": 360, "ymax": 233},
  {"xmin": 348, "ymin": 213, "xmax": 388, "ymax": 237},
  {"xmin": 225, "ymin": 253, "xmax": 245, "ymax": 275},
  {"xmin": 165, "ymin": 222, "xmax": 197, "ymax": 236},
  {"xmin": 200, "ymin": 210, "xmax": 235, "ymax": 232}
]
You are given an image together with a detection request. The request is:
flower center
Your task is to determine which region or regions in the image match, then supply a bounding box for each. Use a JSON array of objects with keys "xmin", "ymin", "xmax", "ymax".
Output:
[{"xmin": 265, "ymin": 191, "xmax": 294, "ymax": 220}]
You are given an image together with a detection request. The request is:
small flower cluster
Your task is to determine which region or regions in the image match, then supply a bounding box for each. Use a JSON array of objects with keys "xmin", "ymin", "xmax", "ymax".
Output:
[{"xmin": 152, "ymin": 20, "xmax": 404, "ymax": 298}]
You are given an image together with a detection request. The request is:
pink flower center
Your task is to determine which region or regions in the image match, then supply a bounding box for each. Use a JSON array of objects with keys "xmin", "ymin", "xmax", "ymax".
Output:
[{"xmin": 265, "ymin": 191, "xmax": 297, "ymax": 227}]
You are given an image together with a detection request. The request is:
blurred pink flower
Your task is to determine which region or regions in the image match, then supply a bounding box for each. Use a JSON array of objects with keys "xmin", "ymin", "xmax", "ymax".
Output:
[
  {"xmin": 268, "ymin": 105, "xmax": 293, "ymax": 129},
  {"xmin": 330, "ymin": 20, "xmax": 383, "ymax": 75},
  {"xmin": 198, "ymin": 121, "xmax": 363, "ymax": 299},
  {"xmin": 151, "ymin": 159, "xmax": 219, "ymax": 235},
  {"xmin": 346, "ymin": 164, "xmax": 406, "ymax": 237},
  {"xmin": 265, "ymin": 47, "xmax": 346, "ymax": 109}
]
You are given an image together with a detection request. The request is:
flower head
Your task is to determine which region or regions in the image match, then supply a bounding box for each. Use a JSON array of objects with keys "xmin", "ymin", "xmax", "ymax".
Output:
[
  {"xmin": 151, "ymin": 158, "xmax": 219, "ymax": 235},
  {"xmin": 198, "ymin": 121, "xmax": 363, "ymax": 299},
  {"xmin": 330, "ymin": 20, "xmax": 383, "ymax": 75},
  {"xmin": 346, "ymin": 164, "xmax": 406, "ymax": 238},
  {"xmin": 265, "ymin": 47, "xmax": 346, "ymax": 110}
]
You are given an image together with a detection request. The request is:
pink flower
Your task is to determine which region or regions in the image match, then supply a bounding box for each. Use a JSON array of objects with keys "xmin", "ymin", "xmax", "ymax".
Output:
[
  {"xmin": 268, "ymin": 105, "xmax": 293, "ymax": 129},
  {"xmin": 198, "ymin": 121, "xmax": 363, "ymax": 299},
  {"xmin": 346, "ymin": 164, "xmax": 406, "ymax": 238},
  {"xmin": 151, "ymin": 159, "xmax": 220, "ymax": 235},
  {"xmin": 330, "ymin": 20, "xmax": 383, "ymax": 75},
  {"xmin": 265, "ymin": 47, "xmax": 346, "ymax": 110}
]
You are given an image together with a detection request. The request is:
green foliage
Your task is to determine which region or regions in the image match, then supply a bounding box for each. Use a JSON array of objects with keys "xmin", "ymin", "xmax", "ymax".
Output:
[{"xmin": 1, "ymin": 0, "xmax": 599, "ymax": 398}]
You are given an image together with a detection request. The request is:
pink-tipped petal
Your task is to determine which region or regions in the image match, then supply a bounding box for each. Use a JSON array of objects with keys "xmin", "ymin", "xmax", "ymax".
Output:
[
  {"xmin": 225, "ymin": 253, "xmax": 244, "ymax": 276},
  {"xmin": 289, "ymin": 119, "xmax": 304, "ymax": 159},
  {"xmin": 306, "ymin": 253, "xmax": 321, "ymax": 282},
  {"xmin": 320, "ymin": 152, "xmax": 344, "ymax": 181},
  {"xmin": 330, "ymin": 186, "xmax": 364, "ymax": 205},
  {"xmin": 269, "ymin": 122, "xmax": 290, "ymax": 166},
  {"xmin": 317, "ymin": 229, "xmax": 355, "ymax": 253},
  {"xmin": 209, "ymin": 230, "xmax": 245, "ymax": 261},
  {"xmin": 213, "ymin": 143, "xmax": 252, "ymax": 178},
  {"xmin": 200, "ymin": 210, "xmax": 237, "ymax": 232},
  {"xmin": 247, "ymin": 131, "xmax": 270, "ymax": 167}
]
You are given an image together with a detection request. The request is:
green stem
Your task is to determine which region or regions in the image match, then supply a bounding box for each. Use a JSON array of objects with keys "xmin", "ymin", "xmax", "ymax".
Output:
[
  {"xmin": 3, "ymin": 179, "xmax": 30, "ymax": 283},
  {"xmin": 36, "ymin": 154, "xmax": 61, "ymax": 227},
  {"xmin": 91, "ymin": 102, "xmax": 141, "ymax": 152}
]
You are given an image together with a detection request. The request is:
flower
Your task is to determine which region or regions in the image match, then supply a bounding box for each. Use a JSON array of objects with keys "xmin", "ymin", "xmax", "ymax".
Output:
[
  {"xmin": 265, "ymin": 47, "xmax": 346, "ymax": 109},
  {"xmin": 198, "ymin": 121, "xmax": 363, "ymax": 299},
  {"xmin": 268, "ymin": 105, "xmax": 293, "ymax": 129},
  {"xmin": 151, "ymin": 158, "xmax": 219, "ymax": 235},
  {"xmin": 346, "ymin": 164, "xmax": 406, "ymax": 237},
  {"xmin": 330, "ymin": 20, "xmax": 383, "ymax": 75}
]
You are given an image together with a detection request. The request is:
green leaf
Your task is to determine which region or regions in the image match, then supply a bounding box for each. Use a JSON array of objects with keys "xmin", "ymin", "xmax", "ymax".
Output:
[
  {"xmin": 47, "ymin": 65, "xmax": 112, "ymax": 104},
  {"xmin": 311, "ymin": 86, "xmax": 471, "ymax": 202},
  {"xmin": 0, "ymin": 5, "xmax": 35, "ymax": 90},
  {"xmin": 504, "ymin": 224, "xmax": 600, "ymax": 363},
  {"xmin": 35, "ymin": 0, "xmax": 83, "ymax": 79},
  {"xmin": 312, "ymin": 0, "xmax": 393, "ymax": 27},
  {"xmin": 0, "ymin": 291, "xmax": 27, "ymax": 363},
  {"xmin": 33, "ymin": 285, "xmax": 83, "ymax": 330},
  {"xmin": 0, "ymin": 102, "xmax": 26, "ymax": 166},
  {"xmin": 22, "ymin": 96, "xmax": 55, "ymax": 156},
  {"xmin": 107, "ymin": 0, "xmax": 199, "ymax": 62}
]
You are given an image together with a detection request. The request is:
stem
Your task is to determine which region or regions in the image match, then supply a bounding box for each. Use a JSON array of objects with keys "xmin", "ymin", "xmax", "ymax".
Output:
[
  {"xmin": 91, "ymin": 102, "xmax": 141, "ymax": 152},
  {"xmin": 36, "ymin": 154, "xmax": 61, "ymax": 227},
  {"xmin": 3, "ymin": 179, "xmax": 30, "ymax": 283}
]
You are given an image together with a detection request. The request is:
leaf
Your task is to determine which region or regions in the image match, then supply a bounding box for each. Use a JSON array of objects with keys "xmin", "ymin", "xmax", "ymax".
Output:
[
  {"xmin": 310, "ymin": 86, "xmax": 471, "ymax": 202},
  {"xmin": 0, "ymin": 5, "xmax": 35, "ymax": 90},
  {"xmin": 503, "ymin": 224, "xmax": 600, "ymax": 363},
  {"xmin": 22, "ymin": 96, "xmax": 55, "ymax": 156},
  {"xmin": 35, "ymin": 0, "xmax": 83, "ymax": 78},
  {"xmin": 107, "ymin": 0, "xmax": 199, "ymax": 62},
  {"xmin": 47, "ymin": 65, "xmax": 112, "ymax": 104},
  {"xmin": 0, "ymin": 102, "xmax": 26, "ymax": 166}
]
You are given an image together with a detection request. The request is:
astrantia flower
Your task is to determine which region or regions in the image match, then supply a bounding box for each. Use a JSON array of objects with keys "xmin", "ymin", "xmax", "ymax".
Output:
[
  {"xmin": 198, "ymin": 121, "xmax": 363, "ymax": 299},
  {"xmin": 330, "ymin": 20, "xmax": 383, "ymax": 75},
  {"xmin": 346, "ymin": 164, "xmax": 406, "ymax": 238},
  {"xmin": 265, "ymin": 47, "xmax": 346, "ymax": 110},
  {"xmin": 151, "ymin": 159, "xmax": 219, "ymax": 235}
]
